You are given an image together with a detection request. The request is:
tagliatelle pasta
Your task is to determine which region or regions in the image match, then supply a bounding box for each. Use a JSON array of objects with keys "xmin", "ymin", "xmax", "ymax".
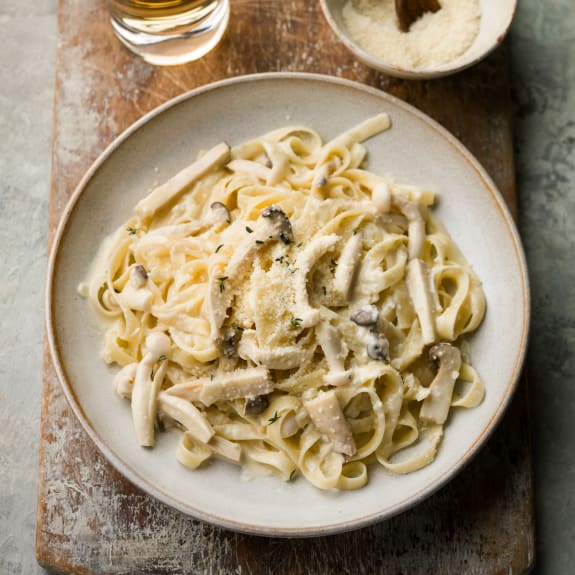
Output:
[{"xmin": 80, "ymin": 114, "xmax": 486, "ymax": 490}]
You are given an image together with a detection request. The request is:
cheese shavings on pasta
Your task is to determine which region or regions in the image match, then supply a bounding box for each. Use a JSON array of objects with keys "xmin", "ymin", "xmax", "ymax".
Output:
[{"xmin": 82, "ymin": 114, "xmax": 486, "ymax": 490}]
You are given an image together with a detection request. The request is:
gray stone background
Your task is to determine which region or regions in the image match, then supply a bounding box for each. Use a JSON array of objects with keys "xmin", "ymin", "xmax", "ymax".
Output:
[{"xmin": 0, "ymin": 0, "xmax": 572, "ymax": 573}]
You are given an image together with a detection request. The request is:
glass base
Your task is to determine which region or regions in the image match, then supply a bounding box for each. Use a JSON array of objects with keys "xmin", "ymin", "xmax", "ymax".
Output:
[{"xmin": 110, "ymin": 1, "xmax": 229, "ymax": 66}]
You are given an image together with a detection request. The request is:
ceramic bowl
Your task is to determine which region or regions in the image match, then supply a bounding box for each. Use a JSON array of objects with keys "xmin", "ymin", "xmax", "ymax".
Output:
[
  {"xmin": 320, "ymin": 0, "xmax": 518, "ymax": 79},
  {"xmin": 46, "ymin": 73, "xmax": 529, "ymax": 536}
]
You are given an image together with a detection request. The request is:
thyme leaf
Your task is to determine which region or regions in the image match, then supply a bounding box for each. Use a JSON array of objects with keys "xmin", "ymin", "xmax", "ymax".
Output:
[
  {"xmin": 217, "ymin": 276, "xmax": 229, "ymax": 293},
  {"xmin": 268, "ymin": 411, "xmax": 280, "ymax": 424},
  {"xmin": 290, "ymin": 316, "xmax": 303, "ymax": 329}
]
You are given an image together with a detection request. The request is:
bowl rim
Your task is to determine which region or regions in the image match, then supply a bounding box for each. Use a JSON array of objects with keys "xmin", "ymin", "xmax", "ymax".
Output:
[
  {"xmin": 319, "ymin": 0, "xmax": 519, "ymax": 80},
  {"xmin": 45, "ymin": 71, "xmax": 530, "ymax": 537}
]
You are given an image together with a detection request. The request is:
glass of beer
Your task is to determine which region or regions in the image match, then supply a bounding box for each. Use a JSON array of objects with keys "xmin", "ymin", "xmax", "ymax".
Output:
[{"xmin": 105, "ymin": 0, "xmax": 230, "ymax": 66}]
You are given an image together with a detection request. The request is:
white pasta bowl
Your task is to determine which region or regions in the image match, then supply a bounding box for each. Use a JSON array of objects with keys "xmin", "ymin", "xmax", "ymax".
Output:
[
  {"xmin": 46, "ymin": 73, "xmax": 529, "ymax": 536},
  {"xmin": 320, "ymin": 0, "xmax": 518, "ymax": 79}
]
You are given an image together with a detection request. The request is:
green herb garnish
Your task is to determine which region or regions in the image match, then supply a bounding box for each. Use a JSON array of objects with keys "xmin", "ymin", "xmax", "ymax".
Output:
[
  {"xmin": 215, "ymin": 244, "xmax": 224, "ymax": 253},
  {"xmin": 127, "ymin": 226, "xmax": 138, "ymax": 236},
  {"xmin": 290, "ymin": 317, "xmax": 303, "ymax": 329},
  {"xmin": 268, "ymin": 411, "xmax": 280, "ymax": 424},
  {"xmin": 217, "ymin": 276, "xmax": 229, "ymax": 293},
  {"xmin": 245, "ymin": 226, "xmax": 254, "ymax": 233}
]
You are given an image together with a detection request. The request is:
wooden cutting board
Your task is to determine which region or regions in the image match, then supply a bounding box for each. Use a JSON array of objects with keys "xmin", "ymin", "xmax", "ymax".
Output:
[{"xmin": 36, "ymin": 1, "xmax": 535, "ymax": 573}]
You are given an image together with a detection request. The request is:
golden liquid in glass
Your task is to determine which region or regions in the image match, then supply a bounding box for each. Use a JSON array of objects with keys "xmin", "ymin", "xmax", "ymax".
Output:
[
  {"xmin": 105, "ymin": 0, "xmax": 229, "ymax": 64},
  {"xmin": 107, "ymin": 0, "xmax": 225, "ymax": 34}
]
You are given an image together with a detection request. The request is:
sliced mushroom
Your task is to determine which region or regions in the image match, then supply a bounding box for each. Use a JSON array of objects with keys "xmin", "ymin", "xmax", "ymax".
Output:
[
  {"xmin": 199, "ymin": 367, "xmax": 273, "ymax": 406},
  {"xmin": 209, "ymin": 201, "xmax": 231, "ymax": 225},
  {"xmin": 350, "ymin": 305, "xmax": 390, "ymax": 362},
  {"xmin": 131, "ymin": 332, "xmax": 171, "ymax": 447},
  {"xmin": 244, "ymin": 395, "xmax": 270, "ymax": 416},
  {"xmin": 406, "ymin": 258, "xmax": 437, "ymax": 345},
  {"xmin": 260, "ymin": 205, "xmax": 294, "ymax": 245},
  {"xmin": 135, "ymin": 142, "xmax": 231, "ymax": 218},
  {"xmin": 205, "ymin": 268, "xmax": 232, "ymax": 341},
  {"xmin": 366, "ymin": 335, "xmax": 390, "ymax": 361},
  {"xmin": 304, "ymin": 390, "xmax": 356, "ymax": 458},
  {"xmin": 237, "ymin": 329, "xmax": 303, "ymax": 370},
  {"xmin": 222, "ymin": 329, "xmax": 237, "ymax": 358},
  {"xmin": 334, "ymin": 232, "xmax": 363, "ymax": 301},
  {"xmin": 293, "ymin": 234, "xmax": 339, "ymax": 327},
  {"xmin": 132, "ymin": 265, "xmax": 148, "ymax": 287},
  {"xmin": 393, "ymin": 195, "xmax": 425, "ymax": 260},
  {"xmin": 350, "ymin": 305, "xmax": 379, "ymax": 327},
  {"xmin": 315, "ymin": 321, "xmax": 352, "ymax": 386},
  {"xmin": 419, "ymin": 343, "xmax": 461, "ymax": 424}
]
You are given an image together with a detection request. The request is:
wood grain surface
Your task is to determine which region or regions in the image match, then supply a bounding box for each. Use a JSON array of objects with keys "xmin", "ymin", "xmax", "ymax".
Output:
[{"xmin": 36, "ymin": 0, "xmax": 534, "ymax": 573}]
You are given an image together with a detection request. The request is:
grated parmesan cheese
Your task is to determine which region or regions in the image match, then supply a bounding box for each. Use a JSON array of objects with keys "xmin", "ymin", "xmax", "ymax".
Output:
[{"xmin": 342, "ymin": 0, "xmax": 481, "ymax": 69}]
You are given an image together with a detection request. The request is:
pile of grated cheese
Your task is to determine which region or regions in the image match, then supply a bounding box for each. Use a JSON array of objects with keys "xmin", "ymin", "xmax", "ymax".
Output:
[{"xmin": 342, "ymin": 0, "xmax": 481, "ymax": 69}]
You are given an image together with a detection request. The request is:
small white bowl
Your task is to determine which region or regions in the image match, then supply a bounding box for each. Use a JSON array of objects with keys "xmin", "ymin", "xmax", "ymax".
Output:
[{"xmin": 320, "ymin": 0, "xmax": 517, "ymax": 79}]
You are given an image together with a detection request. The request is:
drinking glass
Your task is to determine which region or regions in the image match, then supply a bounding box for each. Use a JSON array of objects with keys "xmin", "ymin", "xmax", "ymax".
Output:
[{"xmin": 106, "ymin": 0, "xmax": 230, "ymax": 66}]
